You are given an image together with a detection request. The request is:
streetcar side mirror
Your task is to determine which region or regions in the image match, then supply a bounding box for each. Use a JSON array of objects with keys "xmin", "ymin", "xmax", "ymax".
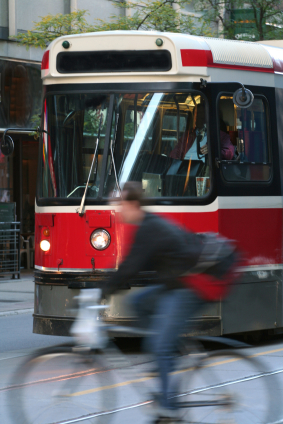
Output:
[
  {"xmin": 1, "ymin": 134, "xmax": 14, "ymax": 156},
  {"xmin": 1, "ymin": 127, "xmax": 41, "ymax": 157},
  {"xmin": 233, "ymin": 87, "xmax": 254, "ymax": 109}
]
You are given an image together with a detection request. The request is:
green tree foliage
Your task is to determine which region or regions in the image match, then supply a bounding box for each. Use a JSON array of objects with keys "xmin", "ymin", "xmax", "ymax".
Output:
[
  {"xmin": 93, "ymin": 0, "xmax": 211, "ymax": 35},
  {"xmin": 12, "ymin": 1, "xmax": 212, "ymax": 49},
  {"xmin": 195, "ymin": 0, "xmax": 283, "ymax": 41},
  {"xmin": 13, "ymin": 10, "xmax": 95, "ymax": 49}
]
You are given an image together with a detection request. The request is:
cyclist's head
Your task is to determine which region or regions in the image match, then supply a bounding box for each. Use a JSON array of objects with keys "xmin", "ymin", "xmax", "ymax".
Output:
[
  {"xmin": 122, "ymin": 181, "xmax": 143, "ymax": 203},
  {"xmin": 120, "ymin": 181, "xmax": 145, "ymax": 224}
]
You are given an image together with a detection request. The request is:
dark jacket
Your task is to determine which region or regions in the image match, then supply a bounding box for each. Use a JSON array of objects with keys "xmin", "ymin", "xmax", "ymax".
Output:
[{"xmin": 104, "ymin": 213, "xmax": 202, "ymax": 295}]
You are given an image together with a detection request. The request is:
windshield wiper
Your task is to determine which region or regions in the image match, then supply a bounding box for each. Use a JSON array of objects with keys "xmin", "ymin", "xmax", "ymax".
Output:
[
  {"xmin": 78, "ymin": 103, "xmax": 105, "ymax": 217},
  {"xmin": 109, "ymin": 103, "xmax": 122, "ymax": 198}
]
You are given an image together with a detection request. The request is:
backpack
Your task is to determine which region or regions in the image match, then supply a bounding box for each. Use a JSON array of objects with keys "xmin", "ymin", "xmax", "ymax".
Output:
[{"xmin": 181, "ymin": 233, "xmax": 240, "ymax": 301}]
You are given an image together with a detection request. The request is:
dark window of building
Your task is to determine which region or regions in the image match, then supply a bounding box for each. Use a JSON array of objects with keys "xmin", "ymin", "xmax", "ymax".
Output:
[
  {"xmin": 0, "ymin": 59, "xmax": 42, "ymax": 129},
  {"xmin": 0, "ymin": 0, "xmax": 9, "ymax": 40},
  {"xmin": 22, "ymin": 141, "xmax": 38, "ymax": 233}
]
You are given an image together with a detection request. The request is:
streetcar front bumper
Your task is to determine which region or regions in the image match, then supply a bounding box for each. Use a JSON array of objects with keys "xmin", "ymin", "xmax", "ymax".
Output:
[{"xmin": 33, "ymin": 269, "xmax": 221, "ymax": 337}]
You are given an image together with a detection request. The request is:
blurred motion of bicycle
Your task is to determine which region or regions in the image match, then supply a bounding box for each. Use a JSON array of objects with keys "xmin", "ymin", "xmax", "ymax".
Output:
[{"xmin": 7, "ymin": 288, "xmax": 282, "ymax": 424}]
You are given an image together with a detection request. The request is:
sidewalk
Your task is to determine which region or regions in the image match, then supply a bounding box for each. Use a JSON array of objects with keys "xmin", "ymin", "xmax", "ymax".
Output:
[{"xmin": 0, "ymin": 270, "xmax": 34, "ymax": 316}]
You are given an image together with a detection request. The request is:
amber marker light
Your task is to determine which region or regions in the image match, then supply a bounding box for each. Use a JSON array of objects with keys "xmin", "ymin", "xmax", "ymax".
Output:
[
  {"xmin": 43, "ymin": 228, "xmax": 50, "ymax": 237},
  {"xmin": 40, "ymin": 240, "xmax": 51, "ymax": 252}
]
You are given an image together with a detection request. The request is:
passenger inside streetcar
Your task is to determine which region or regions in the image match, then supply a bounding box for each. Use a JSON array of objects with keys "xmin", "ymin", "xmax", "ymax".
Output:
[
  {"xmin": 170, "ymin": 102, "xmax": 235, "ymax": 161},
  {"xmin": 218, "ymin": 95, "xmax": 271, "ymax": 181}
]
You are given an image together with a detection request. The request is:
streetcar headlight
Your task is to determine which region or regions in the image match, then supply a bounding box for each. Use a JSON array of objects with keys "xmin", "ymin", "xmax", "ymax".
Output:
[
  {"xmin": 40, "ymin": 240, "xmax": 51, "ymax": 252},
  {"xmin": 90, "ymin": 229, "xmax": 111, "ymax": 250}
]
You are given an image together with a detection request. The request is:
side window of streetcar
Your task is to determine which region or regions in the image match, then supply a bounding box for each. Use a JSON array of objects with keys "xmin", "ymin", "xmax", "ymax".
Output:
[{"xmin": 218, "ymin": 96, "xmax": 271, "ymax": 182}]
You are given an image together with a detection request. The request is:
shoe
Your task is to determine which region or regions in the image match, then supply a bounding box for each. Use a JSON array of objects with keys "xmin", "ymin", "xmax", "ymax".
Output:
[
  {"xmin": 150, "ymin": 393, "xmax": 182, "ymax": 422},
  {"xmin": 152, "ymin": 417, "xmax": 184, "ymax": 424}
]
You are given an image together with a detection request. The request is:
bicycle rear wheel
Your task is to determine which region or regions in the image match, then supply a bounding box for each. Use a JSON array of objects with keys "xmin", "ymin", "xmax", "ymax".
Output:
[
  {"xmin": 174, "ymin": 349, "xmax": 281, "ymax": 424},
  {"xmin": 7, "ymin": 344, "xmax": 117, "ymax": 424}
]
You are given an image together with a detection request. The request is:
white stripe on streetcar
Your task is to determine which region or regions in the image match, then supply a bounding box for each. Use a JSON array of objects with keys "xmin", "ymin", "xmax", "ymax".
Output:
[{"xmin": 35, "ymin": 196, "xmax": 283, "ymax": 214}]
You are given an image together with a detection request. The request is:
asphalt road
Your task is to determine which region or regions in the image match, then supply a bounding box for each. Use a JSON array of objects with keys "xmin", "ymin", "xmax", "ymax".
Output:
[
  {"xmin": 0, "ymin": 313, "xmax": 70, "ymax": 353},
  {"xmin": 1, "ymin": 312, "xmax": 283, "ymax": 424}
]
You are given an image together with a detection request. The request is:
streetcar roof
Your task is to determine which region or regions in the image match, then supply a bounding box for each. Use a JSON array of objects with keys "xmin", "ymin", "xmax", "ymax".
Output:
[{"xmin": 41, "ymin": 31, "xmax": 283, "ymax": 87}]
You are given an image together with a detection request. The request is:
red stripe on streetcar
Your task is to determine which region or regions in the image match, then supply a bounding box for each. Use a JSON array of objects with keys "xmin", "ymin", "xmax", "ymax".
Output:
[
  {"xmin": 208, "ymin": 63, "xmax": 274, "ymax": 73},
  {"xmin": 181, "ymin": 49, "xmax": 213, "ymax": 67},
  {"xmin": 41, "ymin": 51, "xmax": 49, "ymax": 70},
  {"xmin": 34, "ymin": 207, "xmax": 282, "ymax": 270},
  {"xmin": 271, "ymin": 58, "xmax": 283, "ymax": 73},
  {"xmin": 181, "ymin": 48, "xmax": 274, "ymax": 73},
  {"xmin": 262, "ymin": 45, "xmax": 283, "ymax": 73}
]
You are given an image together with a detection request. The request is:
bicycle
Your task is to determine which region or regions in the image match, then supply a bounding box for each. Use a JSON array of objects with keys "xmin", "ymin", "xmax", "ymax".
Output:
[{"xmin": 7, "ymin": 289, "xmax": 282, "ymax": 424}]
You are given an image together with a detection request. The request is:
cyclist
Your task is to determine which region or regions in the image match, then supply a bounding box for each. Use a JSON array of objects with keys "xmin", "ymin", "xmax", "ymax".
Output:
[{"xmin": 104, "ymin": 181, "xmax": 235, "ymax": 423}]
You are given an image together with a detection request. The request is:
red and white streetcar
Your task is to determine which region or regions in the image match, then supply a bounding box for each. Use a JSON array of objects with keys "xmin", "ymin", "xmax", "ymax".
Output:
[{"xmin": 6, "ymin": 31, "xmax": 283, "ymax": 336}]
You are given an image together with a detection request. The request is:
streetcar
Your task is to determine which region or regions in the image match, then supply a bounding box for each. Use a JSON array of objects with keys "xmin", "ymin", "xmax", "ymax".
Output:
[{"xmin": 3, "ymin": 31, "xmax": 283, "ymax": 337}]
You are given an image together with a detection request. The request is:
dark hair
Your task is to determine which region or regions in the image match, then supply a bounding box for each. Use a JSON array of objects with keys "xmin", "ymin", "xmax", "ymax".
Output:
[{"xmin": 122, "ymin": 181, "xmax": 143, "ymax": 203}]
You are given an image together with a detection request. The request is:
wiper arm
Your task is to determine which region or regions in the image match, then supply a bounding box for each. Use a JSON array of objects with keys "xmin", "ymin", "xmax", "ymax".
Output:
[
  {"xmin": 78, "ymin": 104, "xmax": 104, "ymax": 217},
  {"xmin": 109, "ymin": 108, "xmax": 122, "ymax": 198},
  {"xmin": 110, "ymin": 139, "xmax": 122, "ymax": 198}
]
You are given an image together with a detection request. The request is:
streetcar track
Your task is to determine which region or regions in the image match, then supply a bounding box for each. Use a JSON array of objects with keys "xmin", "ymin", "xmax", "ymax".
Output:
[
  {"xmin": 44, "ymin": 400, "xmax": 153, "ymax": 424},
  {"xmin": 28, "ymin": 367, "xmax": 283, "ymax": 424},
  {"xmin": 1, "ymin": 359, "xmax": 155, "ymax": 393},
  {"xmin": 2, "ymin": 345, "xmax": 283, "ymax": 394},
  {"xmin": 0, "ymin": 367, "xmax": 109, "ymax": 393}
]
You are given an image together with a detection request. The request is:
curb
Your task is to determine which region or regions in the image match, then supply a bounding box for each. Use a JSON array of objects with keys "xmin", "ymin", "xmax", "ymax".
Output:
[{"xmin": 0, "ymin": 308, "xmax": 34, "ymax": 317}]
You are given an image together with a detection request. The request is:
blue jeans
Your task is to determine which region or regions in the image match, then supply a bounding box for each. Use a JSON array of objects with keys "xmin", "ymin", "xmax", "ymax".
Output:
[{"xmin": 130, "ymin": 285, "xmax": 205, "ymax": 409}]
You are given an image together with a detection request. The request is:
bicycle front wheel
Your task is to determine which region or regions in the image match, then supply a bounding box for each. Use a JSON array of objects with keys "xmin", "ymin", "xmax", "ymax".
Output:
[
  {"xmin": 8, "ymin": 344, "xmax": 117, "ymax": 424},
  {"xmin": 175, "ymin": 349, "xmax": 281, "ymax": 424}
]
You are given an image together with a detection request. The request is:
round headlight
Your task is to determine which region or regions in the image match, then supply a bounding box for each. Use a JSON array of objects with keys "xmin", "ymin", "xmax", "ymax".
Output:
[
  {"xmin": 90, "ymin": 229, "xmax": 111, "ymax": 250},
  {"xmin": 40, "ymin": 240, "xmax": 50, "ymax": 252}
]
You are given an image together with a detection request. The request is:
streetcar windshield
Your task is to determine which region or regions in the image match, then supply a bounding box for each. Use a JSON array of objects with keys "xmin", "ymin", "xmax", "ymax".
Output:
[
  {"xmin": 41, "ymin": 93, "xmax": 110, "ymax": 199},
  {"xmin": 40, "ymin": 92, "xmax": 210, "ymax": 200}
]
